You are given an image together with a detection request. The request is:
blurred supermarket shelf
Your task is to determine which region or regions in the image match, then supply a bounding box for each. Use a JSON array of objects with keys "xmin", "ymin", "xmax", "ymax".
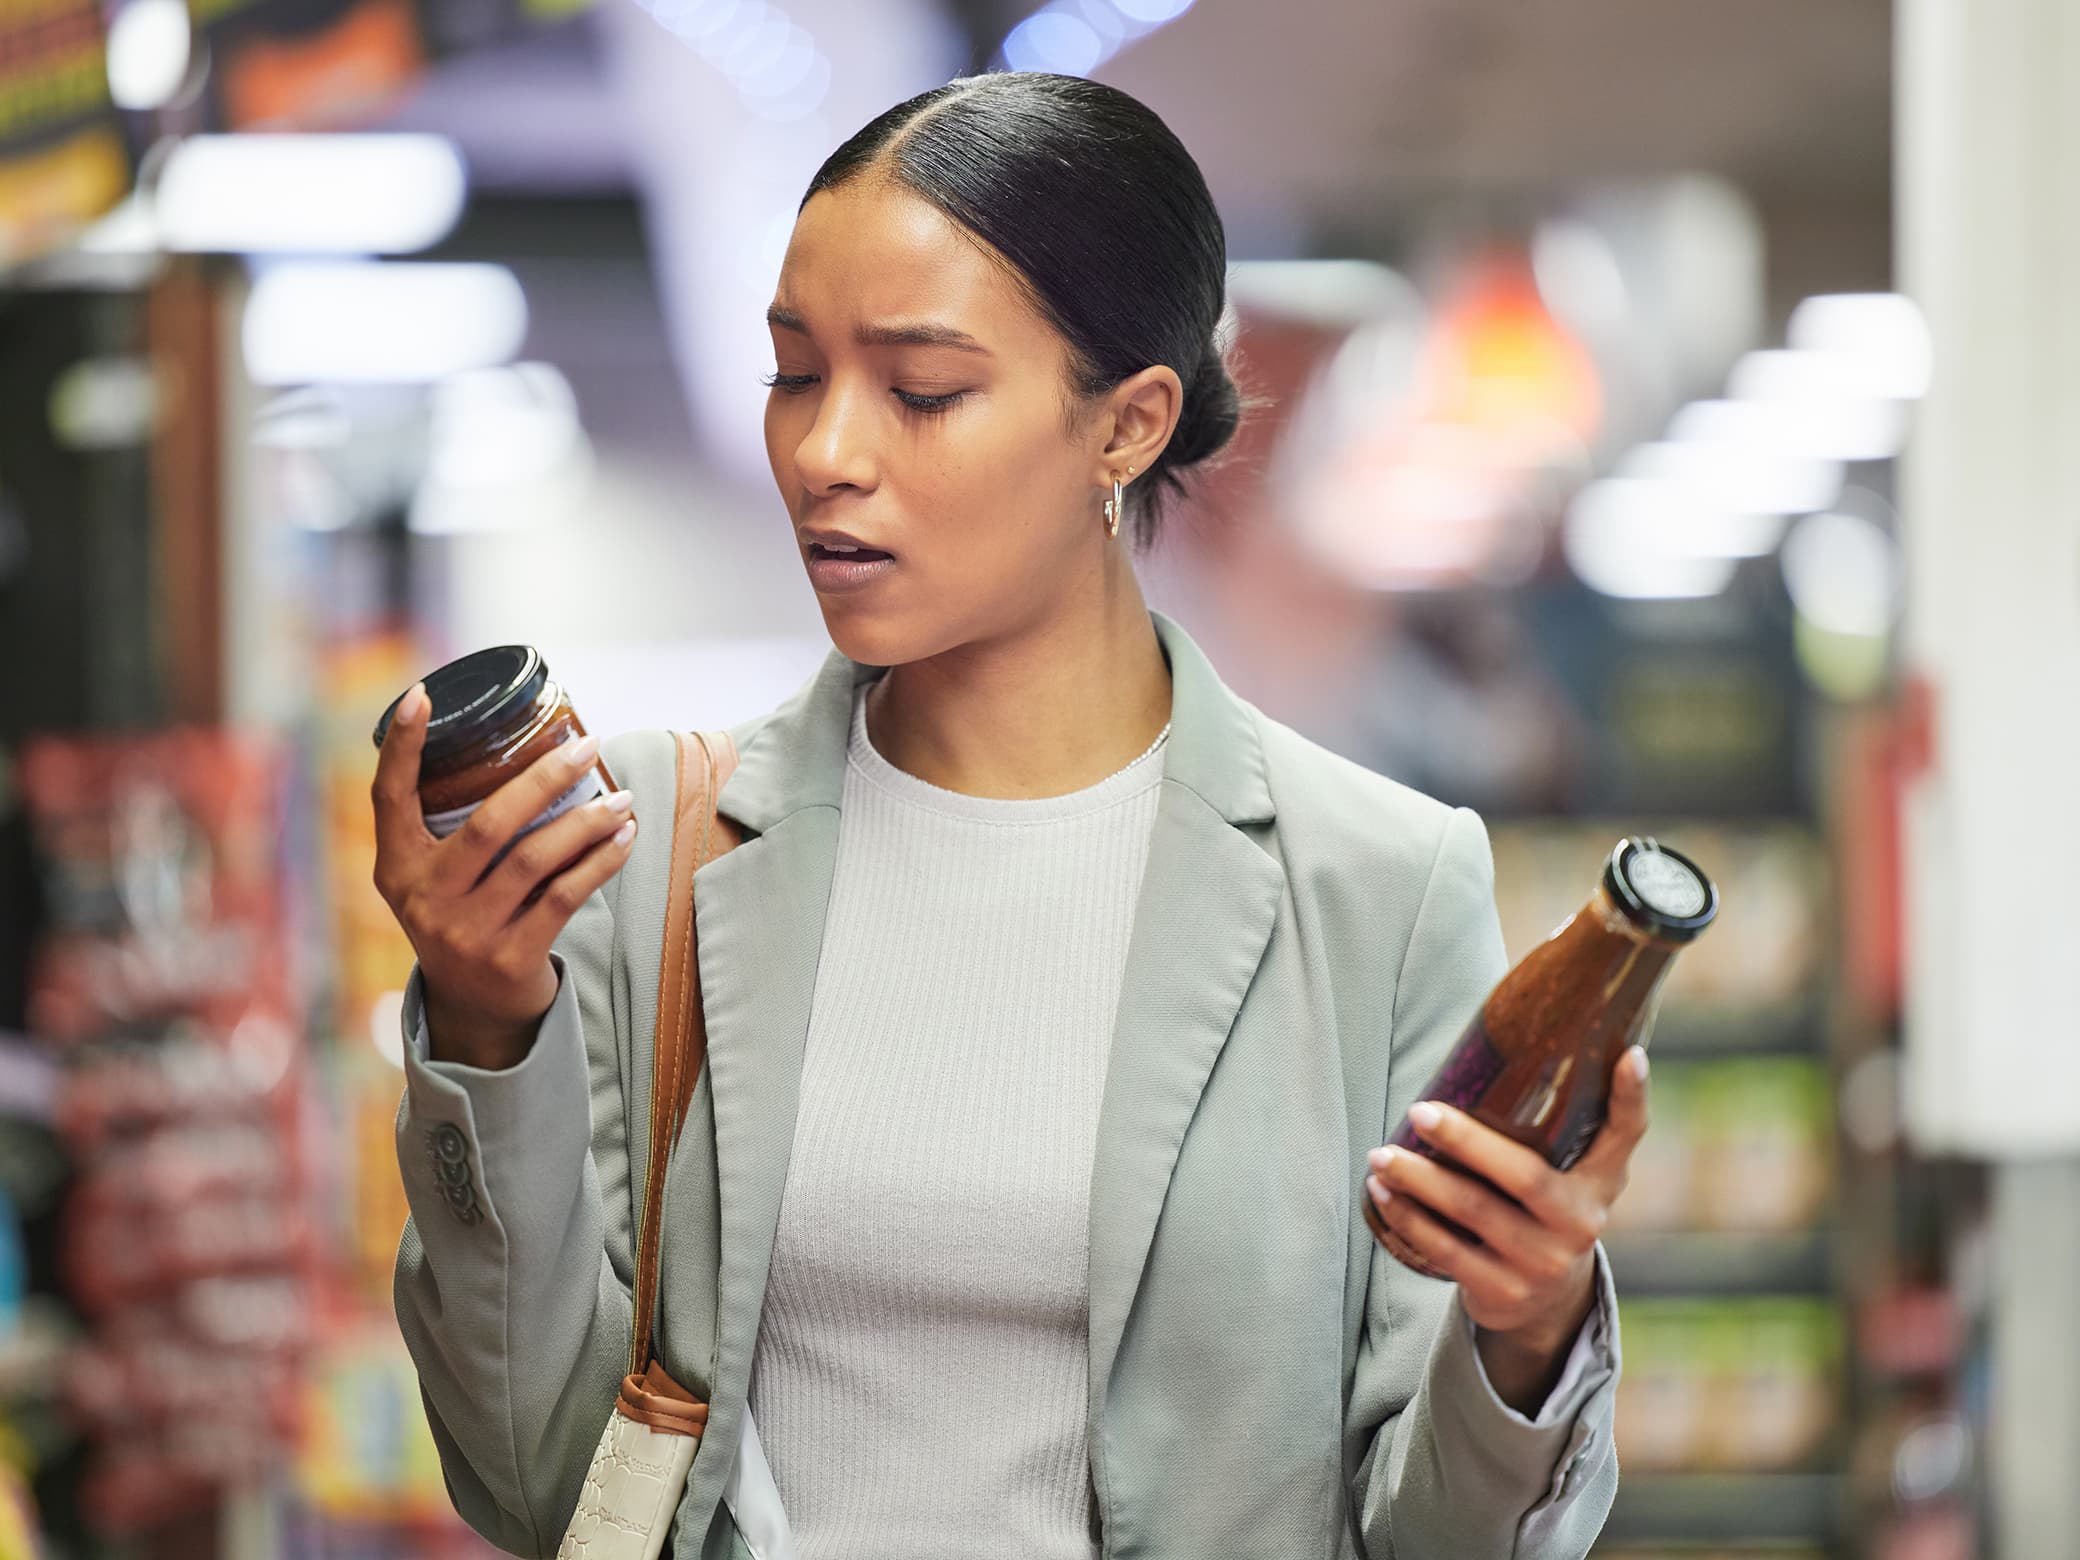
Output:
[
  {"xmin": 1601, "ymin": 1473, "xmax": 1845, "ymax": 1546},
  {"xmin": 0, "ymin": 1034, "xmax": 56, "ymax": 1125},
  {"xmin": 1644, "ymin": 1000, "xmax": 1826, "ymax": 1057},
  {"xmin": 0, "ymin": 1300, "xmax": 73, "ymax": 1401},
  {"xmin": 1605, "ymin": 1230, "xmax": 1835, "ymax": 1295}
]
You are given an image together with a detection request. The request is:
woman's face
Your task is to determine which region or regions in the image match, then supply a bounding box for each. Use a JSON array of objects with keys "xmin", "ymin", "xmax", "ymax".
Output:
[{"xmin": 763, "ymin": 178, "xmax": 1114, "ymax": 669}]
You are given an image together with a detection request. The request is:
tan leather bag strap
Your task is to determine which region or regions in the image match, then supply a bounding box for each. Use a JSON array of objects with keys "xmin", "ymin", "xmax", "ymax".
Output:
[{"xmin": 631, "ymin": 729, "xmax": 743, "ymax": 1377}]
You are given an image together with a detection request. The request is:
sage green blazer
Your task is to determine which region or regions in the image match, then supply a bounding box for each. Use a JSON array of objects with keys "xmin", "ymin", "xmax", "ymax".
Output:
[{"xmin": 393, "ymin": 609, "xmax": 1621, "ymax": 1559}]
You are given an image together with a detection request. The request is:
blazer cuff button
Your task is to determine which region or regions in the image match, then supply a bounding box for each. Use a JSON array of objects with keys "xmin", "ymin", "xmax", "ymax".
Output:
[{"xmin": 442, "ymin": 1180, "xmax": 481, "ymax": 1223}]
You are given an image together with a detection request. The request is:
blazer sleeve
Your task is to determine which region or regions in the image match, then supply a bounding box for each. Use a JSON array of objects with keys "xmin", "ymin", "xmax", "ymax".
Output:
[
  {"xmin": 1346, "ymin": 805, "xmax": 1623, "ymax": 1559},
  {"xmin": 391, "ymin": 844, "xmax": 637, "ymax": 1557}
]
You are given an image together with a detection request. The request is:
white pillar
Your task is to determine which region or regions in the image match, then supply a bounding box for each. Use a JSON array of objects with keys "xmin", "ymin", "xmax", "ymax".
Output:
[
  {"xmin": 1897, "ymin": 0, "xmax": 2080, "ymax": 1551},
  {"xmin": 1987, "ymin": 1163, "xmax": 2080, "ymax": 1553},
  {"xmin": 1897, "ymin": 0, "xmax": 2080, "ymax": 1150}
]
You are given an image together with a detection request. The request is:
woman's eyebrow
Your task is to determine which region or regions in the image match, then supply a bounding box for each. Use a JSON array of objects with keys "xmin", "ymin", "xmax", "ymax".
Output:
[
  {"xmin": 857, "ymin": 320, "xmax": 990, "ymax": 354},
  {"xmin": 766, "ymin": 304, "xmax": 989, "ymax": 355}
]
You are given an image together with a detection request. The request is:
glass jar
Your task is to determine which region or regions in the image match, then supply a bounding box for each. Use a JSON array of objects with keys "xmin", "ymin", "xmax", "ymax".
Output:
[{"xmin": 372, "ymin": 646, "xmax": 616, "ymax": 856}]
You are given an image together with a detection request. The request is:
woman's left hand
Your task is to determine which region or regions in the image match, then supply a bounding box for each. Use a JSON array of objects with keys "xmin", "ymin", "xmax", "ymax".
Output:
[{"xmin": 1362, "ymin": 1046, "xmax": 1651, "ymax": 1398}]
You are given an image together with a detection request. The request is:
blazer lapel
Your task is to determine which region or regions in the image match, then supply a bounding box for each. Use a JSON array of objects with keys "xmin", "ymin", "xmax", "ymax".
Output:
[
  {"xmin": 679, "ymin": 644, "xmax": 874, "ymax": 1443},
  {"xmin": 1086, "ymin": 613, "xmax": 1286, "ymax": 1425}
]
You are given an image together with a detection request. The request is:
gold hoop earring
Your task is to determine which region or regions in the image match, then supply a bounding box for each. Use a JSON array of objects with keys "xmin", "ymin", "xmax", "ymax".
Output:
[{"xmin": 1103, "ymin": 474, "xmax": 1125, "ymax": 540}]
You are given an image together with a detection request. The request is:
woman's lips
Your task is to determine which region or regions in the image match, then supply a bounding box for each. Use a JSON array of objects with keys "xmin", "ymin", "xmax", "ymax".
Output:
[{"xmin": 806, "ymin": 542, "xmax": 897, "ymax": 595}]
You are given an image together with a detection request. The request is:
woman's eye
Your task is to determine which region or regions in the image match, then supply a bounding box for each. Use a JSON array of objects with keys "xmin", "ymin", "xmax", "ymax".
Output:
[
  {"xmin": 893, "ymin": 388, "xmax": 967, "ymax": 413},
  {"xmin": 761, "ymin": 371, "xmax": 818, "ymax": 393}
]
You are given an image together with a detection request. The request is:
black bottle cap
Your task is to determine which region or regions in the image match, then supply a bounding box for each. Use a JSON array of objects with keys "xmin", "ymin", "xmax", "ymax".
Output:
[
  {"xmin": 372, "ymin": 645, "xmax": 548, "ymax": 763},
  {"xmin": 1604, "ymin": 837, "xmax": 1719, "ymax": 943}
]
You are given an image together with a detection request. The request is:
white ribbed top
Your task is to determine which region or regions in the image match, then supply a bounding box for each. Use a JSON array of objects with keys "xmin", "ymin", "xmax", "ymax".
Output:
[{"xmin": 747, "ymin": 679, "xmax": 1167, "ymax": 1559}]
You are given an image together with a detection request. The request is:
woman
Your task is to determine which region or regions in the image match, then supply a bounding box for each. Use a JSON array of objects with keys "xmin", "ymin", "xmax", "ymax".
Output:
[{"xmin": 378, "ymin": 72, "xmax": 1642, "ymax": 1560}]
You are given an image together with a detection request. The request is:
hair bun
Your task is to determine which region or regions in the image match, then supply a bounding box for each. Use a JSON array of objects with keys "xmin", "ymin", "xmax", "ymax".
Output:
[{"xmin": 1163, "ymin": 348, "xmax": 1242, "ymax": 472}]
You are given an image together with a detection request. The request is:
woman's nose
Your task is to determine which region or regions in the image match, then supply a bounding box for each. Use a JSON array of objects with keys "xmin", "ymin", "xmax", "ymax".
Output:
[{"xmin": 793, "ymin": 383, "xmax": 878, "ymax": 497}]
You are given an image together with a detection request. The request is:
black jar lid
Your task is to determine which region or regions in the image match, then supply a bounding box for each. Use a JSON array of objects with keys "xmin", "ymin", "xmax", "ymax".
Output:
[
  {"xmin": 372, "ymin": 645, "xmax": 549, "ymax": 763},
  {"xmin": 1604, "ymin": 837, "xmax": 1719, "ymax": 943}
]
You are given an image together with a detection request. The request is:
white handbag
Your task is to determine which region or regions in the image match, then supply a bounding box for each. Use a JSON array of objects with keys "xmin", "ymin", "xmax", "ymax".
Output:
[
  {"xmin": 557, "ymin": 732, "xmax": 796, "ymax": 1560},
  {"xmin": 560, "ymin": 1406, "xmax": 792, "ymax": 1560}
]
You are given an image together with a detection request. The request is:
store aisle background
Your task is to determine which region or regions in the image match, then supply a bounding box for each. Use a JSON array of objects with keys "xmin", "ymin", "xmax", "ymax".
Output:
[{"xmin": 0, "ymin": 0, "xmax": 2064, "ymax": 1556}]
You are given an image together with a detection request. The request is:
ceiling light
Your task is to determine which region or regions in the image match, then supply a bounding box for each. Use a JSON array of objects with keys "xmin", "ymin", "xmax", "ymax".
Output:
[
  {"xmin": 1004, "ymin": 13, "xmax": 1105, "ymax": 73},
  {"xmin": 1727, "ymin": 350, "xmax": 1911, "ymax": 462},
  {"xmin": 105, "ymin": 0, "xmax": 192, "ymax": 112},
  {"xmin": 242, "ymin": 263, "xmax": 527, "ymax": 385},
  {"xmin": 157, "ymin": 135, "xmax": 466, "ymax": 255},
  {"xmin": 1787, "ymin": 292, "xmax": 1932, "ymax": 401},
  {"xmin": 1564, "ymin": 478, "xmax": 1741, "ymax": 600},
  {"xmin": 1619, "ymin": 436, "xmax": 1841, "ymax": 525}
]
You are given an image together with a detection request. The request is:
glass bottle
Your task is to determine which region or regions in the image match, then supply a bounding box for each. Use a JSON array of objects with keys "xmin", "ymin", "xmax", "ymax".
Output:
[{"xmin": 1382, "ymin": 837, "xmax": 1719, "ymax": 1275}]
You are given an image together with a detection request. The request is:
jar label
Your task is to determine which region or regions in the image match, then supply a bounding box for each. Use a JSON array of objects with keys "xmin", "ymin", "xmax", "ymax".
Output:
[{"xmin": 423, "ymin": 769, "xmax": 606, "ymax": 845}]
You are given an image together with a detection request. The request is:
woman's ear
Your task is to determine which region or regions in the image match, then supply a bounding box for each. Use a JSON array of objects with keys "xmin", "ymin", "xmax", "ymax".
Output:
[{"xmin": 1096, "ymin": 364, "xmax": 1184, "ymax": 483}]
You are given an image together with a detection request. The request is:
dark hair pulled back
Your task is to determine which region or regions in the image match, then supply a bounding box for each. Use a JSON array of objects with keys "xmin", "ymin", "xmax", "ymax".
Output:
[{"xmin": 803, "ymin": 71, "xmax": 1241, "ymax": 549}]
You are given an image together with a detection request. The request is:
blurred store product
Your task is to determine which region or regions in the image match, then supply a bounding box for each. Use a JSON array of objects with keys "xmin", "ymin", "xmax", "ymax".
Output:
[
  {"xmin": 293, "ymin": 1307, "xmax": 462, "ymax": 1526},
  {"xmin": 0, "ymin": 1459, "xmax": 43, "ymax": 1558},
  {"xmin": 1361, "ymin": 597, "xmax": 1590, "ymax": 814},
  {"xmin": 1380, "ymin": 838, "xmax": 1718, "ymax": 1275},
  {"xmin": 1489, "ymin": 823, "xmax": 1823, "ymax": 1026},
  {"xmin": 1604, "ymin": 1057, "xmax": 1833, "ymax": 1238},
  {"xmin": 0, "ymin": 1191, "xmax": 21, "ymax": 1339},
  {"xmin": 1614, "ymin": 1297, "xmax": 1843, "ymax": 1473},
  {"xmin": 0, "ymin": 0, "xmax": 131, "ymax": 266},
  {"xmin": 20, "ymin": 730, "xmax": 294, "ymax": 1044},
  {"xmin": 17, "ymin": 729, "xmax": 312, "ymax": 1534}
]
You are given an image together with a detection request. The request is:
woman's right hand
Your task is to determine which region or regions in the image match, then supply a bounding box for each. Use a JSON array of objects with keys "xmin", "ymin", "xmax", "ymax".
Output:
[{"xmin": 371, "ymin": 682, "xmax": 639, "ymax": 1070}]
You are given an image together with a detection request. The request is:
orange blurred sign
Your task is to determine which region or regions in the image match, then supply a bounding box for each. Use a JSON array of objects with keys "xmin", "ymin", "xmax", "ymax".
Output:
[
  {"xmin": 1292, "ymin": 246, "xmax": 1606, "ymax": 592},
  {"xmin": 211, "ymin": 0, "xmax": 425, "ymax": 129},
  {"xmin": 190, "ymin": 0, "xmax": 604, "ymax": 132}
]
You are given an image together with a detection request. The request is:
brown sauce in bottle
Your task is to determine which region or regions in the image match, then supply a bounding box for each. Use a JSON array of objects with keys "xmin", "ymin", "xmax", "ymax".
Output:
[{"xmin": 1383, "ymin": 838, "xmax": 1718, "ymax": 1276}]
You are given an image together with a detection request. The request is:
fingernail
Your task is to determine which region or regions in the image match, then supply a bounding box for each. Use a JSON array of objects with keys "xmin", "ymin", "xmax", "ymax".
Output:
[
  {"xmin": 604, "ymin": 789, "xmax": 635, "ymax": 815},
  {"xmin": 613, "ymin": 818, "xmax": 637, "ymax": 847},
  {"xmin": 1631, "ymin": 1049, "xmax": 1651, "ymax": 1082},
  {"xmin": 1409, "ymin": 1102, "xmax": 1443, "ymax": 1132},
  {"xmin": 1368, "ymin": 1175, "xmax": 1393, "ymax": 1206},
  {"xmin": 1367, "ymin": 1146, "xmax": 1391, "ymax": 1171},
  {"xmin": 565, "ymin": 732, "xmax": 601, "ymax": 767},
  {"xmin": 400, "ymin": 683, "xmax": 427, "ymax": 723}
]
